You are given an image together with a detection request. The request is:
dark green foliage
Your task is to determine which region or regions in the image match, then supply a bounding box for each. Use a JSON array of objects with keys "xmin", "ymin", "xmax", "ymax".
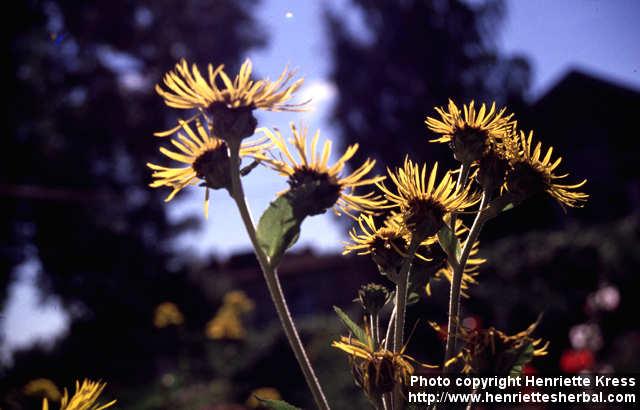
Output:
[{"xmin": 3, "ymin": 0, "xmax": 264, "ymax": 407}]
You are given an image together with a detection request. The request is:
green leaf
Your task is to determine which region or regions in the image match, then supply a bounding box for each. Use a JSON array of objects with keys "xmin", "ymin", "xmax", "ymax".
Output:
[
  {"xmin": 501, "ymin": 202, "xmax": 515, "ymax": 212},
  {"xmin": 407, "ymin": 291, "xmax": 421, "ymax": 306},
  {"xmin": 257, "ymin": 398, "xmax": 302, "ymax": 410},
  {"xmin": 437, "ymin": 224, "xmax": 462, "ymax": 260},
  {"xmin": 508, "ymin": 341, "xmax": 535, "ymax": 377},
  {"xmin": 333, "ymin": 306, "xmax": 370, "ymax": 347},
  {"xmin": 256, "ymin": 195, "xmax": 304, "ymax": 268}
]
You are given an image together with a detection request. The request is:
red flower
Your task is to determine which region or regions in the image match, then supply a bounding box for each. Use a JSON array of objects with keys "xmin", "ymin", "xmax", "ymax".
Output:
[{"xmin": 560, "ymin": 349, "xmax": 594, "ymax": 373}]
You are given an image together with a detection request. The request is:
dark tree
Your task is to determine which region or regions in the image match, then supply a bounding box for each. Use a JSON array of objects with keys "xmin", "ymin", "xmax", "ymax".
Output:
[
  {"xmin": 326, "ymin": 0, "xmax": 530, "ymax": 169},
  {"xmin": 3, "ymin": 0, "xmax": 263, "ymax": 407}
]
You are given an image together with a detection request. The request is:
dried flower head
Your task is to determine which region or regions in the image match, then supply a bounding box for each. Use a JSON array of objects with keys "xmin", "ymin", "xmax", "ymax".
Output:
[
  {"xmin": 261, "ymin": 123, "xmax": 386, "ymax": 216},
  {"xmin": 147, "ymin": 119, "xmax": 270, "ymax": 218},
  {"xmin": 42, "ymin": 380, "xmax": 116, "ymax": 410},
  {"xmin": 377, "ymin": 158, "xmax": 479, "ymax": 240},
  {"xmin": 506, "ymin": 131, "xmax": 588, "ymax": 209},
  {"xmin": 431, "ymin": 319, "xmax": 549, "ymax": 375},
  {"xmin": 426, "ymin": 100, "xmax": 515, "ymax": 163}
]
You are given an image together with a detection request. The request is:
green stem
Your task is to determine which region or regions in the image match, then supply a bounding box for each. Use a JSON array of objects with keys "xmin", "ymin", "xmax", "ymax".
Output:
[
  {"xmin": 370, "ymin": 314, "xmax": 380, "ymax": 348},
  {"xmin": 227, "ymin": 141, "xmax": 330, "ymax": 410},
  {"xmin": 450, "ymin": 163, "xmax": 471, "ymax": 230},
  {"xmin": 384, "ymin": 306, "xmax": 396, "ymax": 350},
  {"xmin": 393, "ymin": 236, "xmax": 420, "ymax": 353},
  {"xmin": 443, "ymin": 190, "xmax": 490, "ymax": 371}
]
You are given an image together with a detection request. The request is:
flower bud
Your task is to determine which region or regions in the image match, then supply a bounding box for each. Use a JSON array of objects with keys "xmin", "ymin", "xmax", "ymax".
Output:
[{"xmin": 355, "ymin": 283, "xmax": 390, "ymax": 316}]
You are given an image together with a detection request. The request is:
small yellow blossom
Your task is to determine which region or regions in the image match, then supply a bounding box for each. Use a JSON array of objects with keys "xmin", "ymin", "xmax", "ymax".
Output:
[{"xmin": 153, "ymin": 302, "xmax": 184, "ymax": 328}]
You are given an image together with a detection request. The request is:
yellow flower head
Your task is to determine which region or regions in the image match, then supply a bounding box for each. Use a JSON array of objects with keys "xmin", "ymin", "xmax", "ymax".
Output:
[
  {"xmin": 377, "ymin": 158, "xmax": 479, "ymax": 239},
  {"xmin": 153, "ymin": 302, "xmax": 184, "ymax": 328},
  {"xmin": 24, "ymin": 378, "xmax": 61, "ymax": 402},
  {"xmin": 424, "ymin": 239, "xmax": 485, "ymax": 298},
  {"xmin": 506, "ymin": 131, "xmax": 588, "ymax": 209},
  {"xmin": 344, "ymin": 213, "xmax": 410, "ymax": 275},
  {"xmin": 432, "ymin": 319, "xmax": 549, "ymax": 374},
  {"xmin": 147, "ymin": 118, "xmax": 270, "ymax": 218},
  {"xmin": 42, "ymin": 380, "xmax": 116, "ymax": 410},
  {"xmin": 156, "ymin": 58, "xmax": 305, "ymax": 112},
  {"xmin": 426, "ymin": 100, "xmax": 515, "ymax": 163},
  {"xmin": 261, "ymin": 123, "xmax": 386, "ymax": 216},
  {"xmin": 205, "ymin": 290, "xmax": 254, "ymax": 341},
  {"xmin": 246, "ymin": 387, "xmax": 282, "ymax": 408},
  {"xmin": 155, "ymin": 59, "xmax": 306, "ymax": 140},
  {"xmin": 332, "ymin": 336, "xmax": 436, "ymax": 398}
]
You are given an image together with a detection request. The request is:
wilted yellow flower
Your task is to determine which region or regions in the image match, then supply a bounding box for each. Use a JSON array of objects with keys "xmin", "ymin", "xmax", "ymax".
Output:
[
  {"xmin": 431, "ymin": 320, "xmax": 549, "ymax": 374},
  {"xmin": 426, "ymin": 100, "xmax": 515, "ymax": 163},
  {"xmin": 261, "ymin": 123, "xmax": 386, "ymax": 216},
  {"xmin": 332, "ymin": 336, "xmax": 436, "ymax": 399},
  {"xmin": 156, "ymin": 58, "xmax": 305, "ymax": 112},
  {"xmin": 377, "ymin": 158, "xmax": 479, "ymax": 239},
  {"xmin": 24, "ymin": 378, "xmax": 61, "ymax": 402},
  {"xmin": 153, "ymin": 302, "xmax": 184, "ymax": 328},
  {"xmin": 42, "ymin": 379, "xmax": 116, "ymax": 410},
  {"xmin": 246, "ymin": 387, "xmax": 282, "ymax": 408},
  {"xmin": 206, "ymin": 290, "xmax": 254, "ymax": 340},
  {"xmin": 147, "ymin": 118, "xmax": 270, "ymax": 218},
  {"xmin": 506, "ymin": 130, "xmax": 588, "ymax": 209}
]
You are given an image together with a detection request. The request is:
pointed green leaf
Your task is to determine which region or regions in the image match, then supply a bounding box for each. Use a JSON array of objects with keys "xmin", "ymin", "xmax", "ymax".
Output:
[
  {"xmin": 257, "ymin": 398, "xmax": 301, "ymax": 410},
  {"xmin": 256, "ymin": 195, "xmax": 304, "ymax": 268},
  {"xmin": 333, "ymin": 306, "xmax": 370, "ymax": 347},
  {"xmin": 437, "ymin": 224, "xmax": 462, "ymax": 260},
  {"xmin": 407, "ymin": 291, "xmax": 421, "ymax": 306},
  {"xmin": 501, "ymin": 202, "xmax": 515, "ymax": 212},
  {"xmin": 508, "ymin": 341, "xmax": 535, "ymax": 376}
]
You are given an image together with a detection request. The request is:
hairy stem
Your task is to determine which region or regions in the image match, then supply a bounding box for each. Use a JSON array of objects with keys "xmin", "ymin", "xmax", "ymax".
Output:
[
  {"xmin": 450, "ymin": 163, "xmax": 471, "ymax": 230},
  {"xmin": 384, "ymin": 307, "xmax": 396, "ymax": 350},
  {"xmin": 444, "ymin": 191, "xmax": 490, "ymax": 371},
  {"xmin": 393, "ymin": 236, "xmax": 420, "ymax": 353},
  {"xmin": 227, "ymin": 141, "xmax": 330, "ymax": 410}
]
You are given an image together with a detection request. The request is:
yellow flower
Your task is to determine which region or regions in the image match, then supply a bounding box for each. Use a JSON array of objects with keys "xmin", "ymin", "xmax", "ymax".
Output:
[
  {"xmin": 42, "ymin": 380, "xmax": 115, "ymax": 410},
  {"xmin": 156, "ymin": 58, "xmax": 305, "ymax": 112},
  {"xmin": 506, "ymin": 130, "xmax": 588, "ymax": 209},
  {"xmin": 147, "ymin": 118, "xmax": 270, "ymax": 218},
  {"xmin": 424, "ymin": 239, "xmax": 485, "ymax": 298},
  {"xmin": 205, "ymin": 290, "xmax": 254, "ymax": 340},
  {"xmin": 153, "ymin": 302, "xmax": 184, "ymax": 328},
  {"xmin": 24, "ymin": 378, "xmax": 61, "ymax": 402},
  {"xmin": 344, "ymin": 213, "xmax": 411, "ymax": 275},
  {"xmin": 426, "ymin": 100, "xmax": 515, "ymax": 163},
  {"xmin": 261, "ymin": 123, "xmax": 386, "ymax": 216},
  {"xmin": 332, "ymin": 336, "xmax": 436, "ymax": 398},
  {"xmin": 377, "ymin": 158, "xmax": 479, "ymax": 239},
  {"xmin": 246, "ymin": 387, "xmax": 281, "ymax": 408}
]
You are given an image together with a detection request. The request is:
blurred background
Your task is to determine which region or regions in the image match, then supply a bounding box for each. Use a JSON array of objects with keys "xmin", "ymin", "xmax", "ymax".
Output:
[{"xmin": 3, "ymin": 0, "xmax": 639, "ymax": 408}]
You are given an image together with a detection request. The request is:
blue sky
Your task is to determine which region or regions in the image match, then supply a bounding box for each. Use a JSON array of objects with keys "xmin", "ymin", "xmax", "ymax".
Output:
[{"xmin": 2, "ymin": 0, "xmax": 639, "ymax": 362}]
